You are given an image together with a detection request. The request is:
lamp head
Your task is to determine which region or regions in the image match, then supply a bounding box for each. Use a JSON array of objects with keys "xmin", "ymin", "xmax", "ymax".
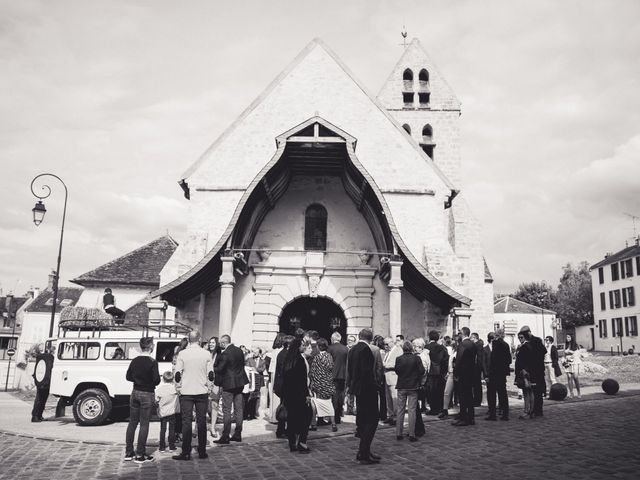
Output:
[{"xmin": 32, "ymin": 201, "xmax": 46, "ymax": 226}]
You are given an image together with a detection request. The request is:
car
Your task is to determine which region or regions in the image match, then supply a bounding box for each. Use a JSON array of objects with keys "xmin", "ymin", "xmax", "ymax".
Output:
[{"xmin": 46, "ymin": 324, "xmax": 189, "ymax": 426}]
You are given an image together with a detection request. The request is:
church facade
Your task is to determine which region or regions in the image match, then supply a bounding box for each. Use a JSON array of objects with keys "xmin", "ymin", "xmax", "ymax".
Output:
[{"xmin": 152, "ymin": 38, "xmax": 494, "ymax": 348}]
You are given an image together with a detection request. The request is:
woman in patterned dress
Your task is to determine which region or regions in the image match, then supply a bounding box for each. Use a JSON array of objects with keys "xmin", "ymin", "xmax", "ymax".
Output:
[{"xmin": 309, "ymin": 338, "xmax": 337, "ymax": 432}]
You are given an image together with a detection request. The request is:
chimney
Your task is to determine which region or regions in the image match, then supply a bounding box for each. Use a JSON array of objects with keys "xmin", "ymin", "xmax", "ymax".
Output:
[
  {"xmin": 605, "ymin": 252, "xmax": 613, "ymax": 258},
  {"xmin": 48, "ymin": 270, "xmax": 56, "ymax": 289}
]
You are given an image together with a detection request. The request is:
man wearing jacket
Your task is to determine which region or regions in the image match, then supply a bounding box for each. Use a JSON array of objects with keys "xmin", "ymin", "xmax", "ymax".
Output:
[
  {"xmin": 425, "ymin": 331, "xmax": 448, "ymax": 416},
  {"xmin": 452, "ymin": 327, "xmax": 476, "ymax": 426},
  {"xmin": 484, "ymin": 329, "xmax": 512, "ymax": 421},
  {"xmin": 520, "ymin": 326, "xmax": 546, "ymax": 417},
  {"xmin": 394, "ymin": 341, "xmax": 425, "ymax": 441},
  {"xmin": 214, "ymin": 334, "xmax": 249, "ymax": 444}
]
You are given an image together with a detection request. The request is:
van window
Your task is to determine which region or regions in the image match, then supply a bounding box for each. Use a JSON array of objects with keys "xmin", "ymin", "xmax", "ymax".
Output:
[
  {"xmin": 104, "ymin": 342, "xmax": 142, "ymax": 360},
  {"xmin": 156, "ymin": 342, "xmax": 180, "ymax": 363},
  {"xmin": 58, "ymin": 342, "xmax": 101, "ymax": 360}
]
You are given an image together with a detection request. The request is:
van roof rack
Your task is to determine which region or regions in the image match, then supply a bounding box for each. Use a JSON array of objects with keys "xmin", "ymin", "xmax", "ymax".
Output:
[{"xmin": 57, "ymin": 319, "xmax": 192, "ymax": 339}]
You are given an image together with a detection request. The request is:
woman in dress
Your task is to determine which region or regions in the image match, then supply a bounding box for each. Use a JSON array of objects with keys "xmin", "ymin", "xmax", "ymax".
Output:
[
  {"xmin": 282, "ymin": 338, "xmax": 312, "ymax": 453},
  {"xmin": 207, "ymin": 336, "xmax": 221, "ymax": 439},
  {"xmin": 244, "ymin": 346, "xmax": 266, "ymax": 420},
  {"xmin": 564, "ymin": 334, "xmax": 582, "ymax": 398},
  {"xmin": 309, "ymin": 338, "xmax": 337, "ymax": 432}
]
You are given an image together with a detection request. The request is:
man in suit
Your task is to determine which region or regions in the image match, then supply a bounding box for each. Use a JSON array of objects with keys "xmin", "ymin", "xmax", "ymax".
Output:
[
  {"xmin": 452, "ymin": 327, "xmax": 476, "ymax": 426},
  {"xmin": 425, "ymin": 330, "xmax": 448, "ymax": 416},
  {"xmin": 470, "ymin": 333, "xmax": 484, "ymax": 407},
  {"xmin": 347, "ymin": 328, "xmax": 381, "ymax": 465},
  {"xmin": 328, "ymin": 332, "xmax": 349, "ymax": 424},
  {"xmin": 484, "ymin": 329, "xmax": 511, "ymax": 421},
  {"xmin": 520, "ymin": 326, "xmax": 546, "ymax": 417},
  {"xmin": 214, "ymin": 334, "xmax": 249, "ymax": 444}
]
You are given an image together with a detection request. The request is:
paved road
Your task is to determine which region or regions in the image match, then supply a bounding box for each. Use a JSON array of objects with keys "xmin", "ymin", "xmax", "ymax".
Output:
[{"xmin": 1, "ymin": 395, "xmax": 639, "ymax": 480}]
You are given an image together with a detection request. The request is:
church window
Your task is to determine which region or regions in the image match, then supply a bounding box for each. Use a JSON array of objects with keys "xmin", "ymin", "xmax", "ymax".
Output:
[
  {"xmin": 402, "ymin": 92, "xmax": 414, "ymax": 108},
  {"xmin": 419, "ymin": 69, "xmax": 429, "ymax": 85},
  {"xmin": 403, "ymin": 68, "xmax": 414, "ymax": 88},
  {"xmin": 304, "ymin": 204, "xmax": 327, "ymax": 251},
  {"xmin": 418, "ymin": 92, "xmax": 430, "ymax": 108},
  {"xmin": 421, "ymin": 124, "xmax": 434, "ymax": 159},
  {"xmin": 402, "ymin": 124, "xmax": 411, "ymax": 134}
]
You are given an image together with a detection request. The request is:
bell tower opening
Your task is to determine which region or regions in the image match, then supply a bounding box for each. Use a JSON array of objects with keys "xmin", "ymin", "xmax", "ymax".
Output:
[{"xmin": 278, "ymin": 296, "xmax": 347, "ymax": 344}]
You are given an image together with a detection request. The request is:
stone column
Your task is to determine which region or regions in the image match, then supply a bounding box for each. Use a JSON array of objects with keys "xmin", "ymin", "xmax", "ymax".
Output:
[
  {"xmin": 388, "ymin": 259, "xmax": 403, "ymax": 337},
  {"xmin": 219, "ymin": 255, "xmax": 235, "ymax": 337}
]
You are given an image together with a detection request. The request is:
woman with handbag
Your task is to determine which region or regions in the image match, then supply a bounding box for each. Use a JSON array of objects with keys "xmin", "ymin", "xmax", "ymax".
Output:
[
  {"xmin": 207, "ymin": 336, "xmax": 222, "ymax": 440},
  {"xmin": 309, "ymin": 338, "xmax": 337, "ymax": 432},
  {"xmin": 282, "ymin": 338, "xmax": 312, "ymax": 453},
  {"xmin": 564, "ymin": 334, "xmax": 582, "ymax": 399},
  {"xmin": 515, "ymin": 333, "xmax": 535, "ymax": 419}
]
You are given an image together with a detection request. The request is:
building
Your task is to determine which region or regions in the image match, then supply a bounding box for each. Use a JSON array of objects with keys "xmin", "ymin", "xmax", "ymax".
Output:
[
  {"xmin": 69, "ymin": 234, "xmax": 178, "ymax": 325},
  {"xmin": 493, "ymin": 296, "xmax": 557, "ymax": 350},
  {"xmin": 151, "ymin": 38, "xmax": 494, "ymax": 348},
  {"xmin": 578, "ymin": 240, "xmax": 640, "ymax": 352},
  {"xmin": 0, "ymin": 293, "xmax": 31, "ymax": 388}
]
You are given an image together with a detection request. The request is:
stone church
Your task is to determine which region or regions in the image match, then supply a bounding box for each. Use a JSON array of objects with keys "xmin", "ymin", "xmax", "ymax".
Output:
[{"xmin": 151, "ymin": 38, "xmax": 494, "ymax": 348}]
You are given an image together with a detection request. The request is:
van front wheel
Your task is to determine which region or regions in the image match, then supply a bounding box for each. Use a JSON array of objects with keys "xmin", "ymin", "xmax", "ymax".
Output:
[{"xmin": 73, "ymin": 388, "xmax": 112, "ymax": 426}]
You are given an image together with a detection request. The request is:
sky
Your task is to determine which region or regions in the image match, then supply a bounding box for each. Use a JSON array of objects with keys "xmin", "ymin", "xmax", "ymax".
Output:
[{"xmin": 1, "ymin": 0, "xmax": 639, "ymax": 297}]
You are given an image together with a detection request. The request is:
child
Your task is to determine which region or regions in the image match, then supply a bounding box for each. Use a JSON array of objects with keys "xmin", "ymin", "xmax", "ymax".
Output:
[{"xmin": 155, "ymin": 371, "xmax": 180, "ymax": 453}]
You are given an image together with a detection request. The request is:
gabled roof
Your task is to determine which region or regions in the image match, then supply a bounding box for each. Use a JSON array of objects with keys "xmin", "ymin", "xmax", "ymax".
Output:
[
  {"xmin": 484, "ymin": 258, "xmax": 493, "ymax": 283},
  {"xmin": 590, "ymin": 243, "xmax": 640, "ymax": 270},
  {"xmin": 0, "ymin": 296, "xmax": 29, "ymax": 316},
  {"xmin": 71, "ymin": 235, "xmax": 178, "ymax": 287},
  {"xmin": 494, "ymin": 296, "xmax": 556, "ymax": 315},
  {"xmin": 377, "ymin": 38, "xmax": 461, "ymax": 111},
  {"xmin": 25, "ymin": 287, "xmax": 83, "ymax": 313}
]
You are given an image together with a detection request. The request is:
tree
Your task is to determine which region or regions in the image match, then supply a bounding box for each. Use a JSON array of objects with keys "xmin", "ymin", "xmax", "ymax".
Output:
[
  {"xmin": 511, "ymin": 281, "xmax": 557, "ymax": 310},
  {"xmin": 555, "ymin": 261, "xmax": 594, "ymax": 328}
]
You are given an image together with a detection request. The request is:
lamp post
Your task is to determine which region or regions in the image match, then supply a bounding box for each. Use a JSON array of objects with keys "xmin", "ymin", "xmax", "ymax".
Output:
[{"xmin": 30, "ymin": 173, "xmax": 68, "ymax": 338}]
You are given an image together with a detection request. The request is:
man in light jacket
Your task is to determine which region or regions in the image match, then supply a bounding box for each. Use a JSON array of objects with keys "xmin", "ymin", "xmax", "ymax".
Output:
[{"xmin": 383, "ymin": 336, "xmax": 403, "ymax": 425}]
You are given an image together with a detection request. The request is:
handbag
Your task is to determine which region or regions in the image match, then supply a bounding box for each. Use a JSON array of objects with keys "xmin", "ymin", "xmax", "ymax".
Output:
[{"xmin": 276, "ymin": 404, "xmax": 287, "ymax": 422}]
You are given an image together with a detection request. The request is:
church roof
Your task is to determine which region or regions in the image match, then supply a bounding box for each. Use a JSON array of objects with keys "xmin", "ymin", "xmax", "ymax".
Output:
[
  {"xmin": 494, "ymin": 296, "xmax": 556, "ymax": 315},
  {"xmin": 377, "ymin": 38, "xmax": 461, "ymax": 111},
  {"xmin": 71, "ymin": 235, "xmax": 178, "ymax": 287}
]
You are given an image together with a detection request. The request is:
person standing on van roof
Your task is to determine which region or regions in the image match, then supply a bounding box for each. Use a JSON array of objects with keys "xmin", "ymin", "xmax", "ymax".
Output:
[
  {"xmin": 172, "ymin": 330, "xmax": 214, "ymax": 461},
  {"xmin": 124, "ymin": 336, "xmax": 160, "ymax": 464},
  {"xmin": 103, "ymin": 288, "xmax": 125, "ymax": 321}
]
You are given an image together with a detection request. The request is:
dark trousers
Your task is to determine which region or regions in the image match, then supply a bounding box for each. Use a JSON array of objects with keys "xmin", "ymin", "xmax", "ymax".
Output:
[
  {"xmin": 487, "ymin": 376, "xmax": 509, "ymax": 418},
  {"xmin": 532, "ymin": 379, "xmax": 545, "ymax": 416},
  {"xmin": 180, "ymin": 394, "xmax": 208, "ymax": 455},
  {"xmin": 427, "ymin": 375, "xmax": 445, "ymax": 414},
  {"xmin": 414, "ymin": 394, "xmax": 425, "ymax": 436},
  {"xmin": 355, "ymin": 387, "xmax": 379, "ymax": 459},
  {"xmin": 472, "ymin": 371, "xmax": 483, "ymax": 406},
  {"xmin": 31, "ymin": 387, "xmax": 49, "ymax": 419},
  {"xmin": 221, "ymin": 388, "xmax": 244, "ymax": 439},
  {"xmin": 159, "ymin": 414, "xmax": 176, "ymax": 450},
  {"xmin": 333, "ymin": 379, "xmax": 346, "ymax": 421},
  {"xmin": 378, "ymin": 381, "xmax": 387, "ymax": 421},
  {"xmin": 104, "ymin": 305, "xmax": 125, "ymax": 319},
  {"xmin": 285, "ymin": 398, "xmax": 312, "ymax": 447},
  {"xmin": 125, "ymin": 389, "xmax": 155, "ymax": 456},
  {"xmin": 458, "ymin": 378, "xmax": 475, "ymax": 423}
]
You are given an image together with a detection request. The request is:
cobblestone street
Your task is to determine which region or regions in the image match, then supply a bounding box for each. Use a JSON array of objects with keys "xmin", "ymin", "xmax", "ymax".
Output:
[{"xmin": 2, "ymin": 394, "xmax": 639, "ymax": 480}]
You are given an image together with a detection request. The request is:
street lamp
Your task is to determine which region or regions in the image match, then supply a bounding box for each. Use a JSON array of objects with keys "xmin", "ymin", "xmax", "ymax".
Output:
[{"xmin": 30, "ymin": 173, "xmax": 68, "ymax": 338}]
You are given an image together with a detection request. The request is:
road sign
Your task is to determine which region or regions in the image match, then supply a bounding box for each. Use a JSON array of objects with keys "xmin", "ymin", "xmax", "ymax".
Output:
[{"xmin": 6, "ymin": 348, "xmax": 16, "ymax": 358}]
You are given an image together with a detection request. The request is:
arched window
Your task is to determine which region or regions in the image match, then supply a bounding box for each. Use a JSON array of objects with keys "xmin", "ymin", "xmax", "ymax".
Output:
[
  {"xmin": 422, "ymin": 124, "xmax": 433, "ymax": 142},
  {"xmin": 421, "ymin": 124, "xmax": 434, "ymax": 159},
  {"xmin": 419, "ymin": 69, "xmax": 429, "ymax": 85},
  {"xmin": 402, "ymin": 68, "xmax": 414, "ymax": 94},
  {"xmin": 304, "ymin": 204, "xmax": 327, "ymax": 251},
  {"xmin": 402, "ymin": 124, "xmax": 411, "ymax": 134},
  {"xmin": 403, "ymin": 68, "xmax": 414, "ymax": 82}
]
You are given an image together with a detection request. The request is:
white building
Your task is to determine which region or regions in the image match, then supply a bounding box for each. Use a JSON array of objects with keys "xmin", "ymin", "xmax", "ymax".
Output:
[
  {"xmin": 578, "ymin": 240, "xmax": 639, "ymax": 353},
  {"xmin": 494, "ymin": 296, "xmax": 557, "ymax": 350},
  {"xmin": 151, "ymin": 38, "xmax": 494, "ymax": 348}
]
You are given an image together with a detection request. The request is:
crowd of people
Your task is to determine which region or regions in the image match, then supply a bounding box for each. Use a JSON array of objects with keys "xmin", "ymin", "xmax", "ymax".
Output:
[{"xmin": 121, "ymin": 325, "xmax": 584, "ymax": 465}]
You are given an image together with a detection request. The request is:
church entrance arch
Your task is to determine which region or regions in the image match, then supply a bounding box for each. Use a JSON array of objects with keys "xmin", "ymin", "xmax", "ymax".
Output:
[{"xmin": 278, "ymin": 296, "xmax": 347, "ymax": 344}]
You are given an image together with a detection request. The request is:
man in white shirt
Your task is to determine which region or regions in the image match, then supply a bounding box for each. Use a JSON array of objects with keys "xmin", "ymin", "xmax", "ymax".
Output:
[
  {"xmin": 172, "ymin": 330, "xmax": 213, "ymax": 460},
  {"xmin": 383, "ymin": 335, "xmax": 403, "ymax": 425}
]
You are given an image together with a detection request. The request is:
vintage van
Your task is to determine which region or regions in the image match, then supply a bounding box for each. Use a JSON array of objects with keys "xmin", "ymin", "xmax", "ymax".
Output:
[{"xmin": 47, "ymin": 326, "xmax": 188, "ymax": 425}]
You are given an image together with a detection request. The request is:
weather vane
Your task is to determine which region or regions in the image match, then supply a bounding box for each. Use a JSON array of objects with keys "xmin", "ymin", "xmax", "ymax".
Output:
[{"xmin": 400, "ymin": 25, "xmax": 408, "ymax": 49}]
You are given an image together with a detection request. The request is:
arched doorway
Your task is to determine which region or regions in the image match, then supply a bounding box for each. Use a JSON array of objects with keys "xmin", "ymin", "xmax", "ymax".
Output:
[{"xmin": 278, "ymin": 297, "xmax": 347, "ymax": 344}]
